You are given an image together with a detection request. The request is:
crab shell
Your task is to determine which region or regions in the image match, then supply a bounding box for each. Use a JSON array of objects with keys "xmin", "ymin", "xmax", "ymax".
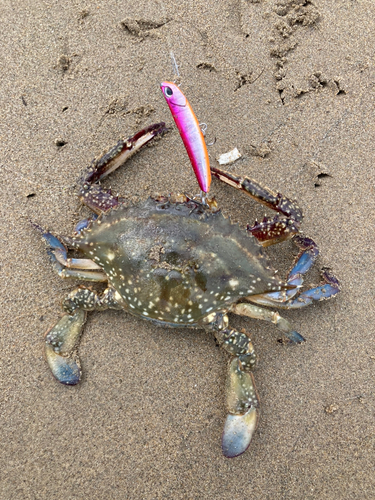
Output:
[{"xmin": 69, "ymin": 197, "xmax": 284, "ymax": 327}]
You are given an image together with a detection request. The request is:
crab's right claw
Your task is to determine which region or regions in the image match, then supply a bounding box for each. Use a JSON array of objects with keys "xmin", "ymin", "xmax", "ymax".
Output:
[
  {"xmin": 44, "ymin": 310, "xmax": 86, "ymax": 385},
  {"xmin": 222, "ymin": 358, "xmax": 259, "ymax": 458}
]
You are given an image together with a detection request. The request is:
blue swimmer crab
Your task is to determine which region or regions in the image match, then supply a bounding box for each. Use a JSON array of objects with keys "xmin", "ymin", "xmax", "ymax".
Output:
[{"xmin": 37, "ymin": 122, "xmax": 340, "ymax": 458}]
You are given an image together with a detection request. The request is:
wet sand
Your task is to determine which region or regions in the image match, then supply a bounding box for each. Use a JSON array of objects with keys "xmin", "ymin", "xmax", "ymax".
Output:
[{"xmin": 1, "ymin": 1, "xmax": 375, "ymax": 498}]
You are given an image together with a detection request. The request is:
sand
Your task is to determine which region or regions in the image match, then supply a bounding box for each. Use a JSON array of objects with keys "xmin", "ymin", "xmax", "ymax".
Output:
[{"xmin": 1, "ymin": 0, "xmax": 375, "ymax": 498}]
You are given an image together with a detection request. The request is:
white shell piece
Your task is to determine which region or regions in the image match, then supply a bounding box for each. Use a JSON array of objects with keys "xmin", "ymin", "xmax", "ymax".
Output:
[{"xmin": 217, "ymin": 148, "xmax": 241, "ymax": 165}]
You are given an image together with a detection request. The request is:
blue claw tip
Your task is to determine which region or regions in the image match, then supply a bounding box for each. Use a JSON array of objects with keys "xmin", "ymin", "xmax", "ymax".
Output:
[{"xmin": 286, "ymin": 330, "xmax": 306, "ymax": 343}]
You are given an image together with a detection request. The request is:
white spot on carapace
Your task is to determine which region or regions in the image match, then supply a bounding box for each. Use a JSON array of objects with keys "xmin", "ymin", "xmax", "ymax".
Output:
[{"xmin": 229, "ymin": 279, "xmax": 239, "ymax": 289}]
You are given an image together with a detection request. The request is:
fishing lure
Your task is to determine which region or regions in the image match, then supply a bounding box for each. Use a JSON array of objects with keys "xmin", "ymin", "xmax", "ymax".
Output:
[{"xmin": 161, "ymin": 82, "xmax": 211, "ymax": 193}]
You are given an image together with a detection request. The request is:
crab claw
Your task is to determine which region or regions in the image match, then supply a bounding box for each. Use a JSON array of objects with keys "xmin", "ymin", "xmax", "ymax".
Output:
[{"xmin": 222, "ymin": 358, "xmax": 259, "ymax": 458}]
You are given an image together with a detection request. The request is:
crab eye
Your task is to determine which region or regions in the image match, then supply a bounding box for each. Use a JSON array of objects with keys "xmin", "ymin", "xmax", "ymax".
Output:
[{"xmin": 164, "ymin": 86, "xmax": 173, "ymax": 97}]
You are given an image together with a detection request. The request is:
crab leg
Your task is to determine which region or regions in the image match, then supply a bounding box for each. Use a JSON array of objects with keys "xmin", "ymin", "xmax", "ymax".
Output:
[
  {"xmin": 41, "ymin": 230, "xmax": 101, "ymax": 270},
  {"xmin": 79, "ymin": 122, "xmax": 166, "ymax": 214},
  {"xmin": 231, "ymin": 302, "xmax": 305, "ymax": 343},
  {"xmin": 218, "ymin": 328, "xmax": 259, "ymax": 458},
  {"xmin": 274, "ymin": 268, "xmax": 340, "ymax": 309},
  {"xmin": 223, "ymin": 358, "xmax": 259, "ymax": 458},
  {"xmin": 37, "ymin": 227, "xmax": 107, "ymax": 281},
  {"xmin": 211, "ymin": 166, "xmax": 303, "ymax": 245},
  {"xmin": 74, "ymin": 214, "xmax": 98, "ymax": 234},
  {"xmin": 221, "ymin": 300, "xmax": 307, "ymax": 456},
  {"xmin": 249, "ymin": 268, "xmax": 340, "ymax": 310},
  {"xmin": 289, "ymin": 235, "xmax": 320, "ymax": 278},
  {"xmin": 45, "ymin": 287, "xmax": 122, "ymax": 385},
  {"xmin": 211, "ymin": 167, "xmax": 303, "ymax": 222},
  {"xmin": 205, "ymin": 313, "xmax": 259, "ymax": 457},
  {"xmin": 214, "ymin": 326, "xmax": 257, "ymax": 372},
  {"xmin": 45, "ymin": 310, "xmax": 86, "ymax": 385},
  {"xmin": 250, "ymin": 235, "xmax": 319, "ymax": 304}
]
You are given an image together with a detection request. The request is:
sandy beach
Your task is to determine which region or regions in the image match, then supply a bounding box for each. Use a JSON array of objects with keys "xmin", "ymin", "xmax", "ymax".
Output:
[{"xmin": 1, "ymin": 0, "xmax": 375, "ymax": 498}]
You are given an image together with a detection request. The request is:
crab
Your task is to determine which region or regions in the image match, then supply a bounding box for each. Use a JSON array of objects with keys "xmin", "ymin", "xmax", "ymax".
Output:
[{"xmin": 38, "ymin": 122, "xmax": 340, "ymax": 458}]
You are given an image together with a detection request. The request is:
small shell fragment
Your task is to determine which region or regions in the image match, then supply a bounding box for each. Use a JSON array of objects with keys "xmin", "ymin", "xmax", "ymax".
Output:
[{"xmin": 217, "ymin": 148, "xmax": 241, "ymax": 165}]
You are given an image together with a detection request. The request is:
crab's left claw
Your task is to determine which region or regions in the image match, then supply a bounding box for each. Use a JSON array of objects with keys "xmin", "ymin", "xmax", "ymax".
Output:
[{"xmin": 222, "ymin": 358, "xmax": 259, "ymax": 458}]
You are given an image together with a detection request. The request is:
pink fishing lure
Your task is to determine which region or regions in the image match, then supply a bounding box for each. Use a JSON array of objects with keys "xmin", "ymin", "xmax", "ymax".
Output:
[{"xmin": 160, "ymin": 82, "xmax": 211, "ymax": 193}]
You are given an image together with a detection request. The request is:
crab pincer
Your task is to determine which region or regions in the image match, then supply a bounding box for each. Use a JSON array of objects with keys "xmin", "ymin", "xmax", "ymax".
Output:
[{"xmin": 161, "ymin": 82, "xmax": 211, "ymax": 194}]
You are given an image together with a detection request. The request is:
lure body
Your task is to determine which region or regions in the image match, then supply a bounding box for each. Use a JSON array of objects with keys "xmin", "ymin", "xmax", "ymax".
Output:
[{"xmin": 161, "ymin": 82, "xmax": 211, "ymax": 193}]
